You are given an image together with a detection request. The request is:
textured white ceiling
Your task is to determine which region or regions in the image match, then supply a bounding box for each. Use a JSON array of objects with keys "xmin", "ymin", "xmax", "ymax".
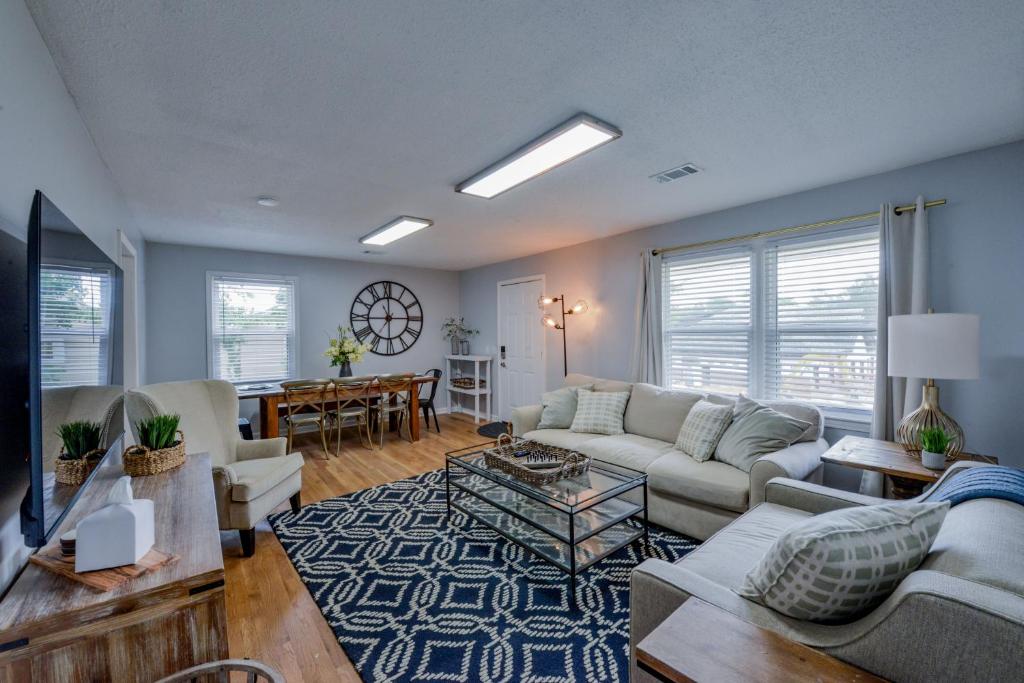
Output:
[{"xmin": 26, "ymin": 0, "xmax": 1024, "ymax": 270}]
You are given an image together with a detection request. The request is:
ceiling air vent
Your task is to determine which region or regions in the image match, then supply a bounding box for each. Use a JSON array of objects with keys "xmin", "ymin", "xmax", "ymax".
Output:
[{"xmin": 650, "ymin": 163, "xmax": 700, "ymax": 184}]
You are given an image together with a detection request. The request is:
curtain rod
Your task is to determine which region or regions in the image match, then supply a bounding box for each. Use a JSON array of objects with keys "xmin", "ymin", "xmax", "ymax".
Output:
[{"xmin": 651, "ymin": 198, "xmax": 947, "ymax": 257}]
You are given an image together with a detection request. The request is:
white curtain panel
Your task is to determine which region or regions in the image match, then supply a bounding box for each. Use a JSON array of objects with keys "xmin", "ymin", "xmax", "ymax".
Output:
[
  {"xmin": 863, "ymin": 195, "xmax": 929, "ymax": 495},
  {"xmin": 631, "ymin": 248, "xmax": 663, "ymax": 384}
]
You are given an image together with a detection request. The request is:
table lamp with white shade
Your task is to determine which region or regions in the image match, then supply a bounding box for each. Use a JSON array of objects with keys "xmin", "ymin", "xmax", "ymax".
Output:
[{"xmin": 888, "ymin": 312, "xmax": 980, "ymax": 457}]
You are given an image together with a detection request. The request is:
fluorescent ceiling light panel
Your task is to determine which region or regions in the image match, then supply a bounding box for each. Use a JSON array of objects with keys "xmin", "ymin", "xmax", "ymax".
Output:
[
  {"xmin": 456, "ymin": 114, "xmax": 621, "ymax": 199},
  {"xmin": 360, "ymin": 216, "xmax": 433, "ymax": 246}
]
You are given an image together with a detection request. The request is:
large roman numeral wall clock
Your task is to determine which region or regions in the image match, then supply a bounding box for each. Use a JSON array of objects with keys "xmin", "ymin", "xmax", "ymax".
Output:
[{"xmin": 349, "ymin": 281, "xmax": 422, "ymax": 355}]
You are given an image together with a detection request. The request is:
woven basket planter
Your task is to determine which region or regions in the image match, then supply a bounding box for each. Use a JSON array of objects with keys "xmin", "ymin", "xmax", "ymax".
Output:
[
  {"xmin": 123, "ymin": 431, "xmax": 186, "ymax": 477},
  {"xmin": 54, "ymin": 449, "xmax": 105, "ymax": 486}
]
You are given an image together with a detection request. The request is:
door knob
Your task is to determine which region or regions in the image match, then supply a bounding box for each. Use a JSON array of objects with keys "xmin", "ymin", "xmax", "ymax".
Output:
[{"xmin": 500, "ymin": 361, "xmax": 507, "ymax": 367}]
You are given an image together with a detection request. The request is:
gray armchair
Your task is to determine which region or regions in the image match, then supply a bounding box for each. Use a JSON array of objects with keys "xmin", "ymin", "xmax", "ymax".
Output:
[
  {"xmin": 630, "ymin": 462, "xmax": 1024, "ymax": 682},
  {"xmin": 126, "ymin": 379, "xmax": 304, "ymax": 556}
]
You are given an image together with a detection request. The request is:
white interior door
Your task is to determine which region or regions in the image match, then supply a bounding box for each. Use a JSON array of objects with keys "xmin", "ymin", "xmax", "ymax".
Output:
[{"xmin": 498, "ymin": 277, "xmax": 545, "ymax": 420}]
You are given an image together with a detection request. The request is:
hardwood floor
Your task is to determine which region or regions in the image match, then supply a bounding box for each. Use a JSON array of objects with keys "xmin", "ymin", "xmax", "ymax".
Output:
[{"xmin": 222, "ymin": 413, "xmax": 488, "ymax": 682}]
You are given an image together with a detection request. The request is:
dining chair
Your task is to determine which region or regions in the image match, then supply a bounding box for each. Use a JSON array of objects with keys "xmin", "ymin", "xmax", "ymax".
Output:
[
  {"xmin": 281, "ymin": 379, "xmax": 333, "ymax": 457},
  {"xmin": 331, "ymin": 376, "xmax": 374, "ymax": 454},
  {"xmin": 370, "ymin": 373, "xmax": 416, "ymax": 447},
  {"xmin": 419, "ymin": 369, "xmax": 443, "ymax": 433}
]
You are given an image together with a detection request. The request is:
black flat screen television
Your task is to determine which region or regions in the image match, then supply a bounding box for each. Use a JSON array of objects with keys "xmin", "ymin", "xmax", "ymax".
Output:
[{"xmin": 17, "ymin": 191, "xmax": 125, "ymax": 547}]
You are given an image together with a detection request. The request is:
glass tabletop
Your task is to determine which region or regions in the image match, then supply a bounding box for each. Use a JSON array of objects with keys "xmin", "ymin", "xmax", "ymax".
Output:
[{"xmin": 446, "ymin": 442, "xmax": 646, "ymax": 511}]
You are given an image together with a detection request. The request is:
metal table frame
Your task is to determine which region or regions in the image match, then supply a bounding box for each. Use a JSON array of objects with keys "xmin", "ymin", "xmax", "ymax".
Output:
[{"xmin": 444, "ymin": 441, "xmax": 649, "ymax": 603}]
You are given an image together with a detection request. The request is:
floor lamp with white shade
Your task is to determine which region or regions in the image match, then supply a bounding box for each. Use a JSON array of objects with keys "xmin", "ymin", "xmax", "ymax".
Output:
[{"xmin": 888, "ymin": 313, "xmax": 980, "ymax": 457}]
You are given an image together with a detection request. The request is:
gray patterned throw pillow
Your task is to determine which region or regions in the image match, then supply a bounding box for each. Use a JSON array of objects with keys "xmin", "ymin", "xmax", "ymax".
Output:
[
  {"xmin": 737, "ymin": 502, "xmax": 950, "ymax": 622},
  {"xmin": 674, "ymin": 399, "xmax": 733, "ymax": 462},
  {"xmin": 570, "ymin": 388, "xmax": 630, "ymax": 435}
]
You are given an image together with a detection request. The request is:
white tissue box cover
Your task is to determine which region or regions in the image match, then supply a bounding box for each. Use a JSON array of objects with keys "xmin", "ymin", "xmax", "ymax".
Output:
[{"xmin": 75, "ymin": 500, "xmax": 155, "ymax": 572}]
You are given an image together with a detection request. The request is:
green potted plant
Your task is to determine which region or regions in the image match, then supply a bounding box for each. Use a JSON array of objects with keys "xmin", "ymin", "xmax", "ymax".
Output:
[
  {"xmin": 920, "ymin": 427, "xmax": 951, "ymax": 470},
  {"xmin": 324, "ymin": 326, "xmax": 372, "ymax": 377},
  {"xmin": 54, "ymin": 420, "xmax": 105, "ymax": 486},
  {"xmin": 442, "ymin": 317, "xmax": 479, "ymax": 355},
  {"xmin": 124, "ymin": 414, "xmax": 186, "ymax": 476}
]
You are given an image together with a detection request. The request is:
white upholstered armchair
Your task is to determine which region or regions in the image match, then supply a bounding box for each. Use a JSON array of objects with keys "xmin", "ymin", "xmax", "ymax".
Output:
[{"xmin": 126, "ymin": 379, "xmax": 304, "ymax": 556}]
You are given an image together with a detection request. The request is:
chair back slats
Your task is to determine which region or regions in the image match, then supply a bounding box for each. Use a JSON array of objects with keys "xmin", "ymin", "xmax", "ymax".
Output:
[
  {"xmin": 375, "ymin": 372, "xmax": 416, "ymax": 396},
  {"xmin": 281, "ymin": 379, "xmax": 332, "ymax": 418},
  {"xmin": 333, "ymin": 377, "xmax": 374, "ymax": 413}
]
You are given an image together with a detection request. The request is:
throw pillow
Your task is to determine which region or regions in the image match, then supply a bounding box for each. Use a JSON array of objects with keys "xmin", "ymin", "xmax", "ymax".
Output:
[
  {"xmin": 737, "ymin": 501, "xmax": 950, "ymax": 622},
  {"xmin": 714, "ymin": 396, "xmax": 811, "ymax": 472},
  {"xmin": 674, "ymin": 399, "xmax": 734, "ymax": 462},
  {"xmin": 570, "ymin": 388, "xmax": 630, "ymax": 435},
  {"xmin": 536, "ymin": 384, "xmax": 593, "ymax": 430}
]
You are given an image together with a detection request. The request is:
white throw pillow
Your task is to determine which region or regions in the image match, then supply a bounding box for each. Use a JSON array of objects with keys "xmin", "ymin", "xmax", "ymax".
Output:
[
  {"xmin": 674, "ymin": 399, "xmax": 733, "ymax": 462},
  {"xmin": 569, "ymin": 388, "xmax": 630, "ymax": 435},
  {"xmin": 737, "ymin": 502, "xmax": 950, "ymax": 622}
]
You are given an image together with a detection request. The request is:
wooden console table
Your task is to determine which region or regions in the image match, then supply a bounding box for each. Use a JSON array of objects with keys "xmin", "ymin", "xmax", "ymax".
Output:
[
  {"xmin": 821, "ymin": 435, "xmax": 997, "ymax": 498},
  {"xmin": 0, "ymin": 452, "xmax": 226, "ymax": 682},
  {"xmin": 637, "ymin": 598, "xmax": 885, "ymax": 682}
]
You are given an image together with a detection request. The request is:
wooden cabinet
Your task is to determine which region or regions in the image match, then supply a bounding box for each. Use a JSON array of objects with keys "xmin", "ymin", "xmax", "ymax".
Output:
[{"xmin": 0, "ymin": 453, "xmax": 227, "ymax": 682}]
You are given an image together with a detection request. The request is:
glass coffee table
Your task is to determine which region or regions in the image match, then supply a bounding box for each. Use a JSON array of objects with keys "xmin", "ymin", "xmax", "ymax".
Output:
[{"xmin": 445, "ymin": 441, "xmax": 649, "ymax": 599}]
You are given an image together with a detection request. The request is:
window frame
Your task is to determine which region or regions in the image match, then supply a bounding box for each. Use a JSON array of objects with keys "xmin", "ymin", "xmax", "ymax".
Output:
[
  {"xmin": 206, "ymin": 271, "xmax": 300, "ymax": 385},
  {"xmin": 661, "ymin": 221, "xmax": 879, "ymax": 425}
]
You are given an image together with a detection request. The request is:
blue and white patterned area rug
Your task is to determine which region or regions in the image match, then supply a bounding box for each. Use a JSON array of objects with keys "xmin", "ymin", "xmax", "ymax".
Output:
[{"xmin": 269, "ymin": 470, "xmax": 697, "ymax": 683}]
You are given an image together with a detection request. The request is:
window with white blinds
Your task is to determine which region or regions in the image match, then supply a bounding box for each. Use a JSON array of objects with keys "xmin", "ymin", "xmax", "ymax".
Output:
[
  {"xmin": 662, "ymin": 224, "xmax": 880, "ymax": 416},
  {"xmin": 765, "ymin": 229, "xmax": 879, "ymax": 411},
  {"xmin": 208, "ymin": 274, "xmax": 297, "ymax": 384},
  {"xmin": 662, "ymin": 248, "xmax": 752, "ymax": 395},
  {"xmin": 40, "ymin": 264, "xmax": 114, "ymax": 388}
]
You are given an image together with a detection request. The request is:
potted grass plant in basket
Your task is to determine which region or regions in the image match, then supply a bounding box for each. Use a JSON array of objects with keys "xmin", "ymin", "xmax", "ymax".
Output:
[
  {"xmin": 124, "ymin": 414, "xmax": 186, "ymax": 476},
  {"xmin": 54, "ymin": 420, "xmax": 105, "ymax": 486}
]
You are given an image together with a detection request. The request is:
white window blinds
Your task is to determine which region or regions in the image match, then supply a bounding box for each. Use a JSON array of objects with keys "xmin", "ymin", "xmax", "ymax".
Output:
[
  {"xmin": 40, "ymin": 264, "xmax": 114, "ymax": 388},
  {"xmin": 765, "ymin": 230, "xmax": 879, "ymax": 411},
  {"xmin": 662, "ymin": 248, "xmax": 752, "ymax": 395},
  {"xmin": 661, "ymin": 224, "xmax": 880, "ymax": 415},
  {"xmin": 209, "ymin": 274, "xmax": 297, "ymax": 384}
]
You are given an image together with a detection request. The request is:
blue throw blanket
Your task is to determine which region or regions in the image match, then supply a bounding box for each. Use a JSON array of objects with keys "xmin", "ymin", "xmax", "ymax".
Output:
[{"xmin": 929, "ymin": 466, "xmax": 1024, "ymax": 506}]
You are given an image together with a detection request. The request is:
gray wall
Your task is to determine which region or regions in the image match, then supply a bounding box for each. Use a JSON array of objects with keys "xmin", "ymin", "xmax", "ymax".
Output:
[
  {"xmin": 460, "ymin": 141, "xmax": 1024, "ymax": 472},
  {"xmin": 0, "ymin": 0, "xmax": 145, "ymax": 592},
  {"xmin": 144, "ymin": 243, "xmax": 461, "ymax": 426}
]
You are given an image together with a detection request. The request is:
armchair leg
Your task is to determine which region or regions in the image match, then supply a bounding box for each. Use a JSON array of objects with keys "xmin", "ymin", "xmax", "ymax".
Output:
[
  {"xmin": 289, "ymin": 492, "xmax": 301, "ymax": 514},
  {"xmin": 239, "ymin": 528, "xmax": 256, "ymax": 557}
]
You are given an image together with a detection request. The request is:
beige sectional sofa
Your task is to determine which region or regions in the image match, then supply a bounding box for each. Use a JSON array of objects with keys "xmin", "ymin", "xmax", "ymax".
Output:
[{"xmin": 511, "ymin": 374, "xmax": 828, "ymax": 540}]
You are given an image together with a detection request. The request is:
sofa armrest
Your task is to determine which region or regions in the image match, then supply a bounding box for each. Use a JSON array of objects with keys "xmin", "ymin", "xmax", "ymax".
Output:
[
  {"xmin": 749, "ymin": 439, "xmax": 827, "ymax": 506},
  {"xmin": 764, "ymin": 477, "xmax": 885, "ymax": 513},
  {"xmin": 210, "ymin": 465, "xmax": 235, "ymax": 529},
  {"xmin": 235, "ymin": 436, "xmax": 288, "ymax": 461},
  {"xmin": 511, "ymin": 405, "xmax": 543, "ymax": 436}
]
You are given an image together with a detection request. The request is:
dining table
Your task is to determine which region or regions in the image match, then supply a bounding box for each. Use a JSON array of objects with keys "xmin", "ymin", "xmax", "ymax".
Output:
[{"xmin": 237, "ymin": 374, "xmax": 440, "ymax": 442}]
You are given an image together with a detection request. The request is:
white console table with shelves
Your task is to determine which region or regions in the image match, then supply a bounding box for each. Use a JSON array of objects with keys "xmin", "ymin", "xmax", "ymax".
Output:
[{"xmin": 445, "ymin": 355, "xmax": 492, "ymax": 424}]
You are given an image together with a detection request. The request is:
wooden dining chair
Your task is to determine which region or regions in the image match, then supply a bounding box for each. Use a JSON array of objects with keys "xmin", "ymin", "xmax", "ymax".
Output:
[
  {"xmin": 370, "ymin": 373, "xmax": 416, "ymax": 447},
  {"xmin": 281, "ymin": 379, "xmax": 332, "ymax": 457},
  {"xmin": 331, "ymin": 376, "xmax": 374, "ymax": 454}
]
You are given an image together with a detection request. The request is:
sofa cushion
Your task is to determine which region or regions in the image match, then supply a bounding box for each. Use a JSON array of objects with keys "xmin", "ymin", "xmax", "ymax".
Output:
[
  {"xmin": 536, "ymin": 384, "xmax": 592, "ymax": 430},
  {"xmin": 738, "ymin": 501, "xmax": 950, "ymax": 622},
  {"xmin": 623, "ymin": 383, "xmax": 704, "ymax": 443},
  {"xmin": 674, "ymin": 399, "xmax": 734, "ymax": 462},
  {"xmin": 714, "ymin": 396, "xmax": 810, "ymax": 473},
  {"xmin": 522, "ymin": 429, "xmax": 605, "ymax": 451},
  {"xmin": 678, "ymin": 502, "xmax": 813, "ymax": 590},
  {"xmin": 564, "ymin": 373, "xmax": 633, "ymax": 393},
  {"xmin": 229, "ymin": 451, "xmax": 305, "ymax": 502},
  {"xmin": 570, "ymin": 389, "xmax": 630, "ymax": 435},
  {"xmin": 646, "ymin": 450, "xmax": 751, "ymax": 512},
  {"xmin": 577, "ymin": 433, "xmax": 675, "ymax": 472}
]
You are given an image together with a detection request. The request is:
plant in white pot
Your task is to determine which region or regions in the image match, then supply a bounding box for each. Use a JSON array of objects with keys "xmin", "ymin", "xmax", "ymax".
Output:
[{"xmin": 920, "ymin": 427, "xmax": 951, "ymax": 470}]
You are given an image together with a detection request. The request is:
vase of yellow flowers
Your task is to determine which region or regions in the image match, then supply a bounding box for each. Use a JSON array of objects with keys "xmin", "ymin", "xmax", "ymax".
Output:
[{"xmin": 324, "ymin": 326, "xmax": 371, "ymax": 377}]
